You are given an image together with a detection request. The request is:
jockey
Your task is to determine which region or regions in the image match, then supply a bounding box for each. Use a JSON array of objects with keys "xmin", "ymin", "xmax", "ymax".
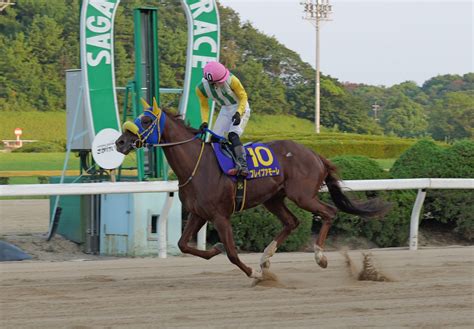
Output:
[{"xmin": 196, "ymin": 61, "xmax": 251, "ymax": 177}]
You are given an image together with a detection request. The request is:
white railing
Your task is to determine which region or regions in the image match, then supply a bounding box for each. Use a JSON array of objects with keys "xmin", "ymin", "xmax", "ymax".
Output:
[{"xmin": 1, "ymin": 178, "xmax": 472, "ymax": 253}]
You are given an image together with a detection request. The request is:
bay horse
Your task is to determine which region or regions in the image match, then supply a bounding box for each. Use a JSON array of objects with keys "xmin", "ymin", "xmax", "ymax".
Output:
[{"xmin": 115, "ymin": 100, "xmax": 391, "ymax": 279}]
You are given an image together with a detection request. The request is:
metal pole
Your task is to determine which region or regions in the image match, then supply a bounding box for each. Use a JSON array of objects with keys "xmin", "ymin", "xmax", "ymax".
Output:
[
  {"xmin": 409, "ymin": 189, "xmax": 427, "ymax": 251},
  {"xmin": 315, "ymin": 18, "xmax": 321, "ymax": 134},
  {"xmin": 302, "ymin": 0, "xmax": 332, "ymax": 134},
  {"xmin": 158, "ymin": 192, "xmax": 175, "ymax": 258}
]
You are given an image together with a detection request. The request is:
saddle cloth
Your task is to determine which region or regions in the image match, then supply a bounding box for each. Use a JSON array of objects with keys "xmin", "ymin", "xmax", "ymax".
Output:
[{"xmin": 212, "ymin": 142, "xmax": 281, "ymax": 180}]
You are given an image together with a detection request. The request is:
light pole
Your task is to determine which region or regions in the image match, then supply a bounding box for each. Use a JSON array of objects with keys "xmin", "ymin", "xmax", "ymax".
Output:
[
  {"xmin": 301, "ymin": 0, "xmax": 333, "ymax": 134},
  {"xmin": 372, "ymin": 103, "xmax": 381, "ymax": 121}
]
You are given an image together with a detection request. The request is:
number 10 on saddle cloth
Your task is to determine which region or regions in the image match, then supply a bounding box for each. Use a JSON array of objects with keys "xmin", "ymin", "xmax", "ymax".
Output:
[{"xmin": 212, "ymin": 142, "xmax": 281, "ymax": 179}]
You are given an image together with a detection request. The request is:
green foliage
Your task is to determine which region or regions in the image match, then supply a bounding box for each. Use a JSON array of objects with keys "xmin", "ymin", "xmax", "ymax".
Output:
[
  {"xmin": 233, "ymin": 61, "xmax": 289, "ymax": 114},
  {"xmin": 208, "ymin": 202, "xmax": 312, "ymax": 252},
  {"xmin": 380, "ymin": 95, "xmax": 428, "ymax": 138},
  {"xmin": 0, "ymin": 111, "xmax": 66, "ymax": 142},
  {"xmin": 390, "ymin": 140, "xmax": 445, "ymax": 178},
  {"xmin": 12, "ymin": 141, "xmax": 64, "ymax": 153},
  {"xmin": 319, "ymin": 155, "xmax": 416, "ymax": 247},
  {"xmin": 391, "ymin": 139, "xmax": 474, "ymax": 240},
  {"xmin": 442, "ymin": 140, "xmax": 474, "ymax": 178},
  {"xmin": 346, "ymin": 74, "xmax": 473, "ymax": 141},
  {"xmin": 37, "ymin": 176, "xmax": 49, "ymax": 184},
  {"xmin": 330, "ymin": 155, "xmax": 387, "ymax": 180},
  {"xmin": 424, "ymin": 190, "xmax": 474, "ymax": 241},
  {"xmin": 0, "ymin": 177, "xmax": 9, "ymax": 185},
  {"xmin": 428, "ymin": 91, "xmax": 474, "ymax": 141},
  {"xmin": 244, "ymin": 133, "xmax": 415, "ymax": 159},
  {"xmin": 362, "ymin": 190, "xmax": 415, "ymax": 247},
  {"xmin": 392, "ymin": 139, "xmax": 473, "ymax": 179}
]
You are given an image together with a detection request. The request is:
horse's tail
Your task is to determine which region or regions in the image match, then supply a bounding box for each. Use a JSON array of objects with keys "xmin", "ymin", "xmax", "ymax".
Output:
[{"xmin": 320, "ymin": 157, "xmax": 391, "ymax": 218}]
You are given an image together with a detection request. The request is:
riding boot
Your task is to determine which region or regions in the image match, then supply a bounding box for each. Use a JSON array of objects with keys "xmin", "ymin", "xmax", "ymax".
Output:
[
  {"xmin": 227, "ymin": 133, "xmax": 249, "ymax": 177},
  {"xmin": 234, "ymin": 145, "xmax": 249, "ymax": 177}
]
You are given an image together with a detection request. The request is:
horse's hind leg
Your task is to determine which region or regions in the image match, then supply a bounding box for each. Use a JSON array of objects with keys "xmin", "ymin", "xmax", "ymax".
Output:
[
  {"xmin": 212, "ymin": 215, "xmax": 261, "ymax": 278},
  {"xmin": 286, "ymin": 185, "xmax": 337, "ymax": 268},
  {"xmin": 177, "ymin": 213, "xmax": 223, "ymax": 260},
  {"xmin": 261, "ymin": 196, "xmax": 300, "ymax": 269}
]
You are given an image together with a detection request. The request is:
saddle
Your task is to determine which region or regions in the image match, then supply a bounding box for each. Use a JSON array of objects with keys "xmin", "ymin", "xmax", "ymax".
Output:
[{"xmin": 211, "ymin": 140, "xmax": 281, "ymax": 213}]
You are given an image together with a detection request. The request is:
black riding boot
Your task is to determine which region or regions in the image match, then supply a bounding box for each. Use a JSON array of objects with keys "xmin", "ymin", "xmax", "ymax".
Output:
[{"xmin": 227, "ymin": 133, "xmax": 249, "ymax": 176}]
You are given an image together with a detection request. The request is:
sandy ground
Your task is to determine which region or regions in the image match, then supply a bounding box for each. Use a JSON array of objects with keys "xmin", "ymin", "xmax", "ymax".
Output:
[
  {"xmin": 1, "ymin": 200, "xmax": 473, "ymax": 328},
  {"xmin": 0, "ymin": 200, "xmax": 50, "ymax": 234},
  {"xmin": 0, "ymin": 248, "xmax": 473, "ymax": 329}
]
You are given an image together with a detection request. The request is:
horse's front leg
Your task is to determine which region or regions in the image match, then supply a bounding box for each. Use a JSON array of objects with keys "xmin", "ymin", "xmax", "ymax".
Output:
[
  {"xmin": 314, "ymin": 218, "xmax": 333, "ymax": 268},
  {"xmin": 213, "ymin": 215, "xmax": 261, "ymax": 278},
  {"xmin": 177, "ymin": 213, "xmax": 223, "ymax": 260},
  {"xmin": 261, "ymin": 197, "xmax": 300, "ymax": 269}
]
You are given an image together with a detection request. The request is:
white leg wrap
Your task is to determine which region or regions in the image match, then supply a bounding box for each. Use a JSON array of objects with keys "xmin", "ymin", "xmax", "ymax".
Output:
[
  {"xmin": 314, "ymin": 244, "xmax": 324, "ymax": 264},
  {"xmin": 250, "ymin": 268, "xmax": 262, "ymax": 279},
  {"xmin": 260, "ymin": 240, "xmax": 278, "ymax": 267}
]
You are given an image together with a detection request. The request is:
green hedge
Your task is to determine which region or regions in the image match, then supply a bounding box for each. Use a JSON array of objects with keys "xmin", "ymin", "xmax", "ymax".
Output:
[
  {"xmin": 320, "ymin": 155, "xmax": 416, "ymax": 247},
  {"xmin": 391, "ymin": 139, "xmax": 474, "ymax": 241},
  {"xmin": 12, "ymin": 141, "xmax": 65, "ymax": 153},
  {"xmin": 243, "ymin": 134, "xmax": 416, "ymax": 159}
]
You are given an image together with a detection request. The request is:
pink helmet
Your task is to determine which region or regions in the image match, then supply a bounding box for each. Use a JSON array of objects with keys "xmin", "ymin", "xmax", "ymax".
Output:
[{"xmin": 203, "ymin": 61, "xmax": 229, "ymax": 83}]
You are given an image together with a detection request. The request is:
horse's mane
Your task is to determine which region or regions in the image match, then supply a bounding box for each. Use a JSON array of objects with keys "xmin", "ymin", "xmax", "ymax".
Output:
[{"xmin": 163, "ymin": 108, "xmax": 201, "ymax": 134}]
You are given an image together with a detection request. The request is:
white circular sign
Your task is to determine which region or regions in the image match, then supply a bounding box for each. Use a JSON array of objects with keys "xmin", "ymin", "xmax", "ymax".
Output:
[
  {"xmin": 92, "ymin": 129, "xmax": 125, "ymax": 169},
  {"xmin": 14, "ymin": 128, "xmax": 22, "ymax": 136}
]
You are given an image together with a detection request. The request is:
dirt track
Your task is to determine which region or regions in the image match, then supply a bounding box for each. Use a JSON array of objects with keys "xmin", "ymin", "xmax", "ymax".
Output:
[
  {"xmin": 1, "ymin": 247, "xmax": 473, "ymax": 329},
  {"xmin": 1, "ymin": 200, "xmax": 473, "ymax": 328}
]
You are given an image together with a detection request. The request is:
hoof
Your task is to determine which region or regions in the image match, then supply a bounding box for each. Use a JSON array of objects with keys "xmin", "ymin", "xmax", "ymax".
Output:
[
  {"xmin": 315, "ymin": 249, "xmax": 328, "ymax": 269},
  {"xmin": 260, "ymin": 260, "xmax": 270, "ymax": 269},
  {"xmin": 213, "ymin": 243, "xmax": 226, "ymax": 254},
  {"xmin": 260, "ymin": 240, "xmax": 277, "ymax": 269},
  {"xmin": 250, "ymin": 268, "xmax": 262, "ymax": 279},
  {"xmin": 315, "ymin": 254, "xmax": 328, "ymax": 268}
]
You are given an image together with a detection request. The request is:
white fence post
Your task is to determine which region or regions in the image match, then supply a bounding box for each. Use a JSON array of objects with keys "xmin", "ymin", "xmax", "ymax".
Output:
[
  {"xmin": 158, "ymin": 192, "xmax": 175, "ymax": 258},
  {"xmin": 409, "ymin": 188, "xmax": 427, "ymax": 251}
]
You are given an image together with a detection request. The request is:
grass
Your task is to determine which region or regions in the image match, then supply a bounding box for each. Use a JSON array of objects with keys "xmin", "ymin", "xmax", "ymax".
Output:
[
  {"xmin": 0, "ymin": 111, "xmax": 66, "ymax": 142},
  {"xmin": 0, "ymin": 152, "xmax": 137, "ymax": 171},
  {"xmin": 375, "ymin": 159, "xmax": 396, "ymax": 171},
  {"xmin": 0, "ymin": 153, "xmax": 79, "ymax": 171}
]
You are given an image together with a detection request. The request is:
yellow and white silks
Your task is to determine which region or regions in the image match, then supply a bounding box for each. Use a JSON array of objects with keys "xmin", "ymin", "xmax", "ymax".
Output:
[{"xmin": 195, "ymin": 74, "xmax": 251, "ymax": 137}]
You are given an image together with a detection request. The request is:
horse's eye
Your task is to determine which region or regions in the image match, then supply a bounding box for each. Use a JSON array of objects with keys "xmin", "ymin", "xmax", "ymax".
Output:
[{"xmin": 141, "ymin": 116, "xmax": 152, "ymax": 128}]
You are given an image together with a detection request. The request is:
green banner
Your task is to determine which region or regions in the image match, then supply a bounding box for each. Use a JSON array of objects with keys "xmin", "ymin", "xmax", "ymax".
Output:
[
  {"xmin": 180, "ymin": 0, "xmax": 220, "ymax": 128},
  {"xmin": 80, "ymin": 0, "xmax": 121, "ymax": 136}
]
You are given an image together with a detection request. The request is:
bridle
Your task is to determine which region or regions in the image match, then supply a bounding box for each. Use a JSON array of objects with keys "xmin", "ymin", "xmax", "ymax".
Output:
[{"xmin": 123, "ymin": 111, "xmax": 209, "ymax": 187}]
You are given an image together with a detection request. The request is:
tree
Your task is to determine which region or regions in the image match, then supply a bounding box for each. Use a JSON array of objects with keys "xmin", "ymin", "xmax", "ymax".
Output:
[
  {"xmin": 428, "ymin": 91, "xmax": 474, "ymax": 141},
  {"xmin": 0, "ymin": 33, "xmax": 42, "ymax": 111},
  {"xmin": 380, "ymin": 95, "xmax": 428, "ymax": 138},
  {"xmin": 233, "ymin": 60, "xmax": 289, "ymax": 115}
]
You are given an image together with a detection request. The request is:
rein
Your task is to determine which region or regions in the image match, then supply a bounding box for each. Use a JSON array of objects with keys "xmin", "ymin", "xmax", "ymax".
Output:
[
  {"xmin": 144, "ymin": 134, "xmax": 202, "ymax": 148},
  {"xmin": 177, "ymin": 141, "xmax": 206, "ymax": 188}
]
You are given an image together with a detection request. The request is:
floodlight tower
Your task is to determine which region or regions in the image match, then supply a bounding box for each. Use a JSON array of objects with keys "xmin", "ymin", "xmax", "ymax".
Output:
[{"xmin": 301, "ymin": 0, "xmax": 333, "ymax": 134}]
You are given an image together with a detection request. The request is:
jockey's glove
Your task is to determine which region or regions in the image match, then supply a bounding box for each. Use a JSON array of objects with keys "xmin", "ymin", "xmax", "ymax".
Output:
[
  {"xmin": 199, "ymin": 122, "xmax": 208, "ymax": 132},
  {"xmin": 232, "ymin": 112, "xmax": 241, "ymax": 126}
]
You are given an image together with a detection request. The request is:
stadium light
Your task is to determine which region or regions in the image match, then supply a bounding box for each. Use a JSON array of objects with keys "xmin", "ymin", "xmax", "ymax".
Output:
[{"xmin": 301, "ymin": 0, "xmax": 333, "ymax": 134}]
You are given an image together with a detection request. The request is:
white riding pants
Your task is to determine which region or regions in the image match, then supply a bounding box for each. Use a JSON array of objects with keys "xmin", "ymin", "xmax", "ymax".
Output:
[{"xmin": 212, "ymin": 103, "xmax": 251, "ymax": 137}]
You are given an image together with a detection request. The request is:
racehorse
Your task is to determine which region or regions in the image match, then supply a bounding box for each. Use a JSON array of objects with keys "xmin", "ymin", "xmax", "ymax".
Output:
[{"xmin": 115, "ymin": 100, "xmax": 391, "ymax": 279}]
